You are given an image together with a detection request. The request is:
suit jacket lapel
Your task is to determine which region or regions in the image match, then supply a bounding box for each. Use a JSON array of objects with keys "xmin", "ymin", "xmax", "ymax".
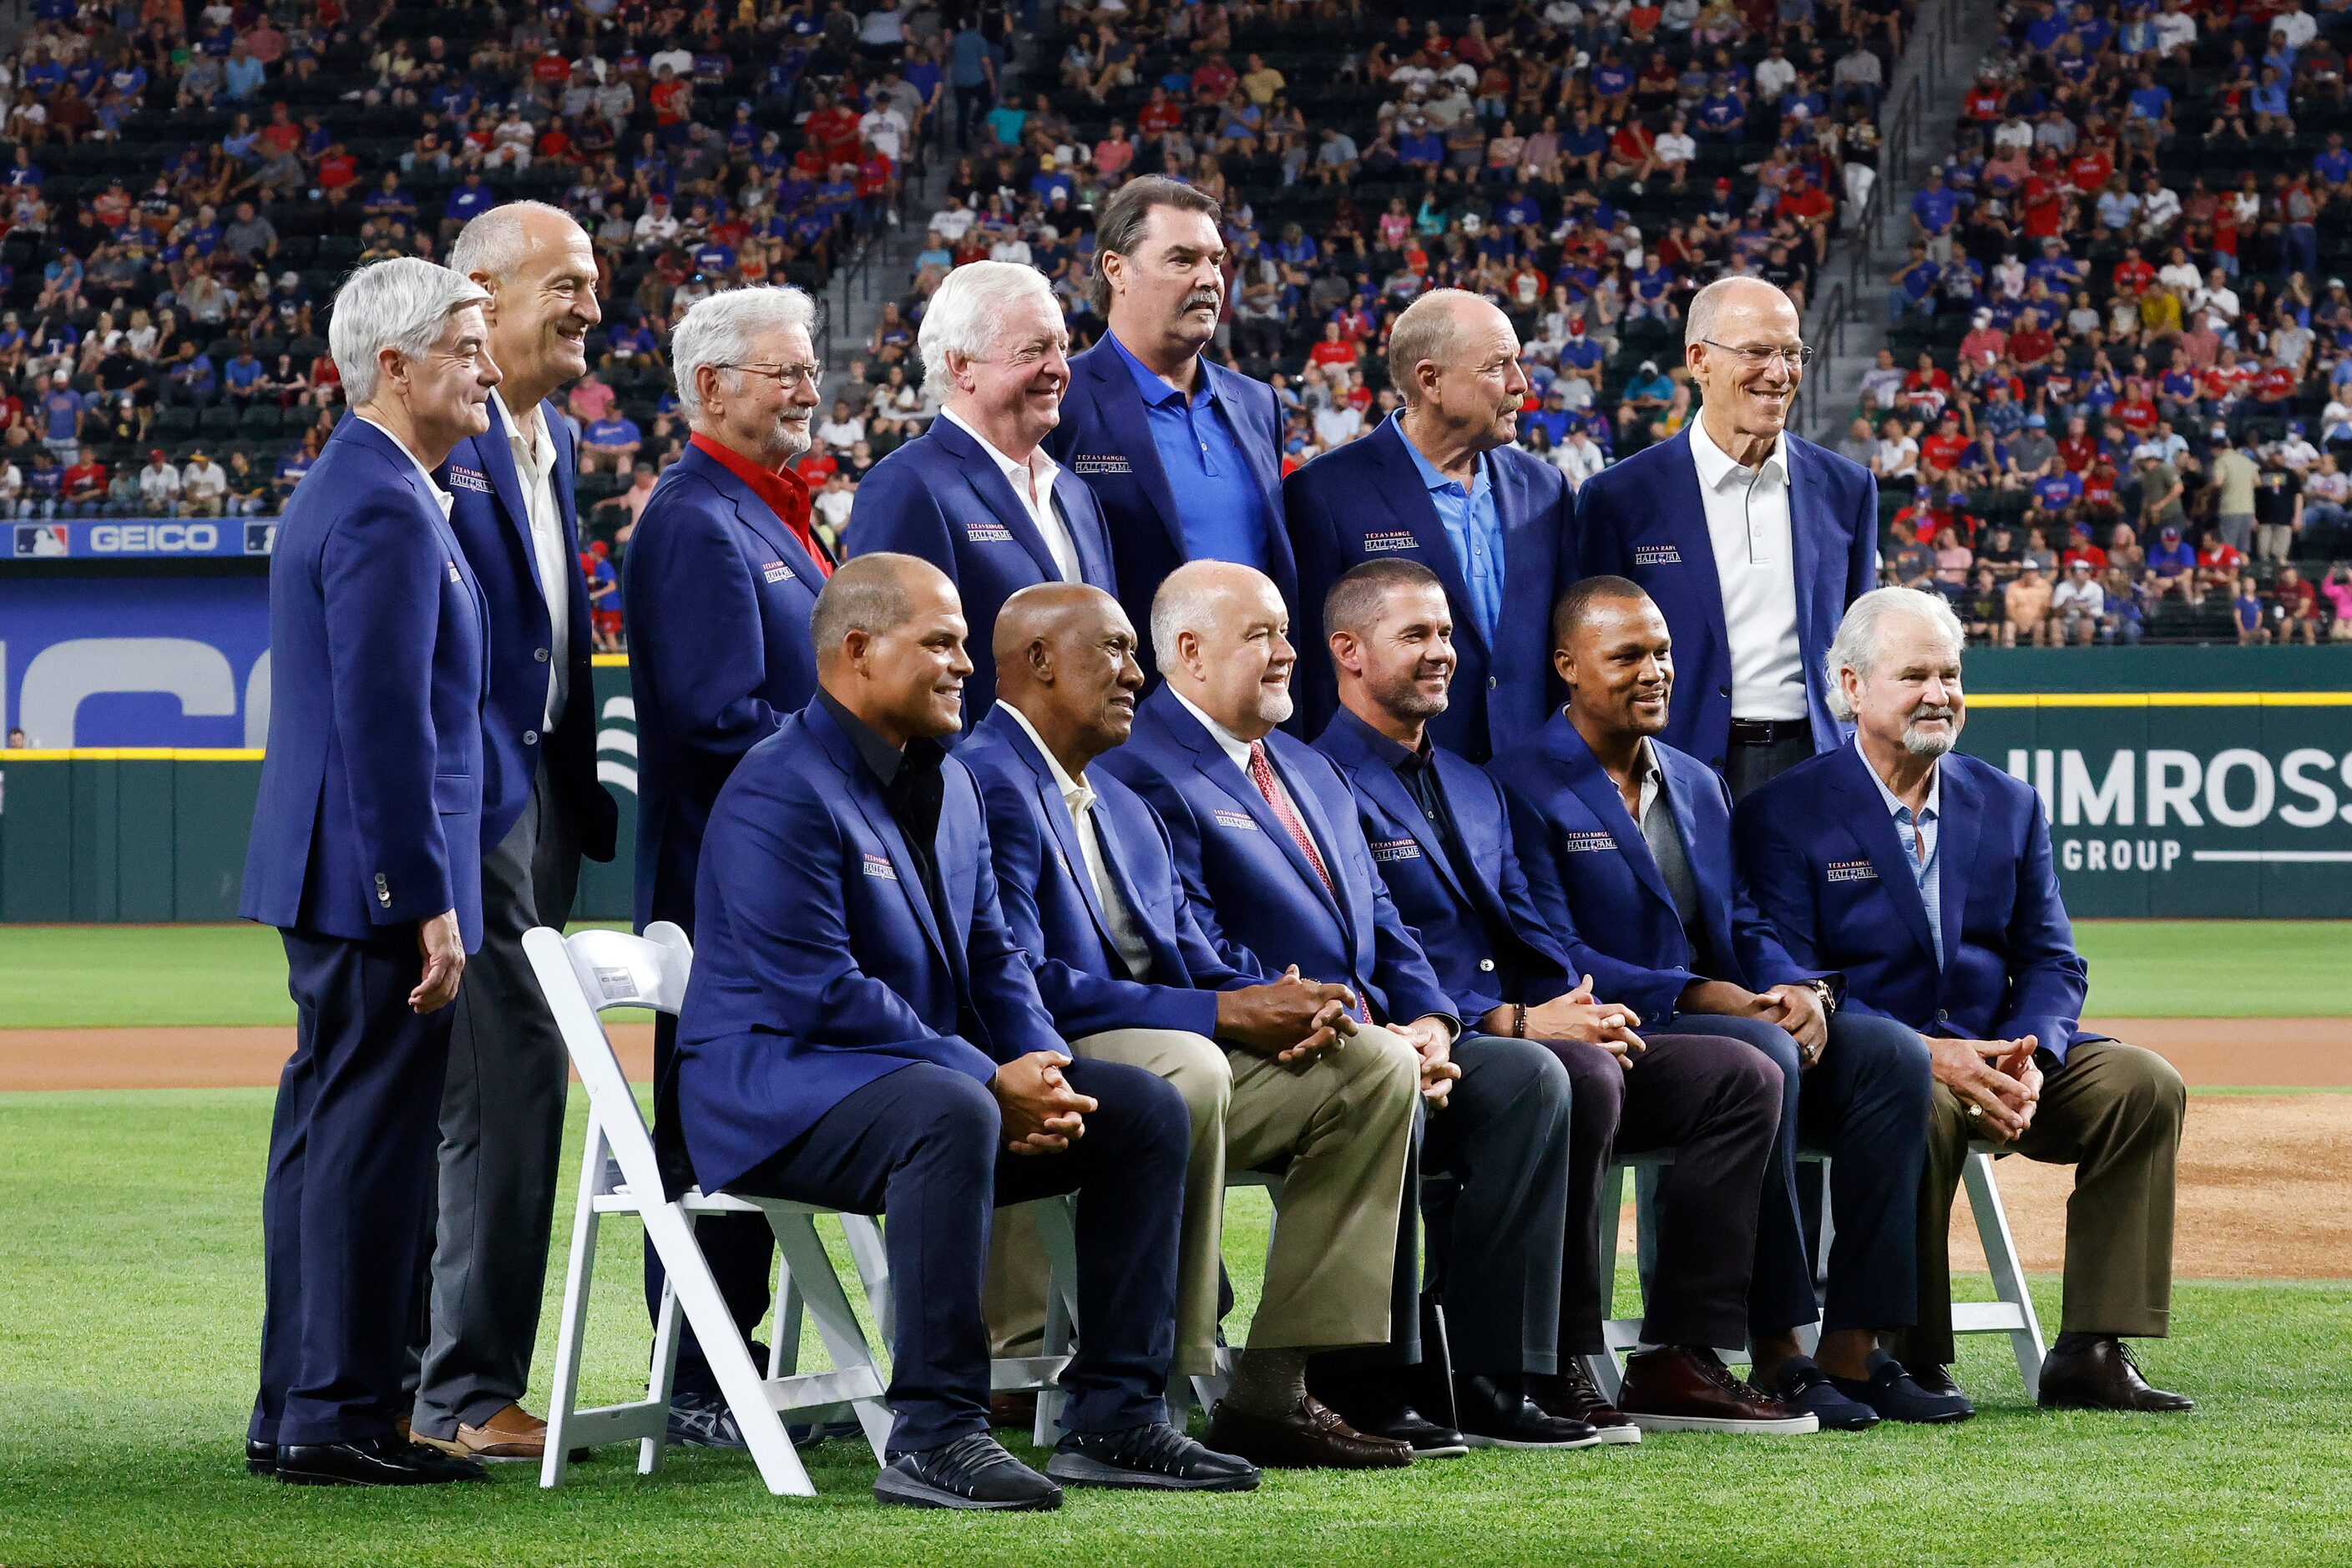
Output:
[
  {"xmin": 933, "ymin": 419, "xmax": 1066, "ymax": 582},
  {"xmin": 1664, "ymin": 430, "xmax": 1729, "ymax": 681},
  {"xmin": 545, "ymin": 397, "xmax": 580, "ymax": 542},
  {"xmin": 1001, "ymin": 715, "xmax": 1122, "ymax": 953},
  {"xmin": 1326, "ymin": 715, "xmax": 1475, "ymax": 910},
  {"xmin": 1269, "ymin": 737, "xmax": 1356, "ymax": 933},
  {"xmin": 1050, "ymin": 469, "xmax": 1116, "ymax": 589},
  {"xmin": 1207, "ymin": 358, "xmax": 1282, "ymax": 516},
  {"xmin": 1550, "ymin": 717, "xmax": 1678, "ymax": 915},
  {"xmin": 688, "ymin": 447, "xmax": 825, "ymax": 588},
  {"xmin": 1785, "ymin": 438, "xmax": 1823, "ymax": 665},
  {"xmin": 1372, "ymin": 419, "xmax": 1489, "ymax": 658},
  {"xmin": 814, "ymin": 711, "xmax": 952, "ymax": 973},
  {"xmin": 473, "ymin": 397, "xmax": 539, "ymax": 572},
  {"xmin": 1161, "ymin": 698, "xmax": 1345, "ymax": 928},
  {"xmin": 1828, "ymin": 746, "xmax": 1941, "ymax": 970}
]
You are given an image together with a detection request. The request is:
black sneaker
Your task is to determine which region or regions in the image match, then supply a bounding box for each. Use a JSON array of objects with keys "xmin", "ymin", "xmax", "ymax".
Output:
[
  {"xmin": 666, "ymin": 1389, "xmax": 748, "ymax": 1449},
  {"xmin": 1828, "ymin": 1350, "xmax": 1975, "ymax": 1424},
  {"xmin": 874, "ymin": 1432, "xmax": 1064, "ymax": 1510},
  {"xmin": 1045, "ymin": 1421, "xmax": 1261, "ymax": 1491},
  {"xmin": 275, "ymin": 1433, "xmax": 489, "ymax": 1486}
]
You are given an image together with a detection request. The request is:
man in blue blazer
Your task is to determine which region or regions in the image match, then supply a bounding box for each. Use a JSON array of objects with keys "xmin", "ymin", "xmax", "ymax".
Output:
[
  {"xmin": 1736, "ymin": 588, "xmax": 2191, "ymax": 1414},
  {"xmin": 239, "ymin": 259, "xmax": 502, "ymax": 1486},
  {"xmin": 675, "ymin": 554, "xmax": 1256, "ymax": 1508},
  {"xmin": 620, "ymin": 283, "xmax": 832, "ymax": 1438},
  {"xmin": 1288, "ymin": 290, "xmax": 1574, "ymax": 762},
  {"xmin": 1101, "ymin": 560, "xmax": 1592, "ymax": 1458},
  {"xmin": 410, "ymin": 201, "xmax": 620, "ymax": 1466},
  {"xmin": 1494, "ymin": 577, "xmax": 1960, "ymax": 1430},
  {"xmin": 847, "ymin": 262, "xmax": 1116, "ymax": 731},
  {"xmin": 1573, "ymin": 277, "xmax": 1878, "ymax": 795},
  {"xmin": 1314, "ymin": 559, "xmax": 1803, "ymax": 1440},
  {"xmin": 960, "ymin": 583, "xmax": 1419, "ymax": 1470},
  {"xmin": 1042, "ymin": 177, "xmax": 1295, "ymax": 678}
]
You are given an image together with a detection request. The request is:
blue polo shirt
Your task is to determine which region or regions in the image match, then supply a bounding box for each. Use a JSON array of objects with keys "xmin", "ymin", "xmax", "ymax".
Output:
[
  {"xmin": 1105, "ymin": 331, "xmax": 1273, "ymax": 574},
  {"xmin": 1392, "ymin": 414, "xmax": 1503, "ymax": 646}
]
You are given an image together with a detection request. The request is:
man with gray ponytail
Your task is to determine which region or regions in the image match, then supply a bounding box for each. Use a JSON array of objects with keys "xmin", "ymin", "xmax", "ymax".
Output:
[{"xmin": 1736, "ymin": 587, "xmax": 2193, "ymax": 1415}]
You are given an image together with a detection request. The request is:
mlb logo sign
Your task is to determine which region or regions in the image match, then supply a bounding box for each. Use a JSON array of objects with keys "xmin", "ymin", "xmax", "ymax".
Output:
[
  {"xmin": 1633, "ymin": 544, "xmax": 1682, "ymax": 567},
  {"xmin": 1827, "ymin": 860, "xmax": 1878, "ymax": 883},
  {"xmin": 1363, "ymin": 531, "xmax": 1419, "ymax": 554},
  {"xmin": 862, "ymin": 852, "xmax": 899, "ymax": 881},
  {"xmin": 243, "ymin": 522, "xmax": 276, "ymax": 555},
  {"xmin": 13, "ymin": 523, "xmax": 67, "ymax": 557}
]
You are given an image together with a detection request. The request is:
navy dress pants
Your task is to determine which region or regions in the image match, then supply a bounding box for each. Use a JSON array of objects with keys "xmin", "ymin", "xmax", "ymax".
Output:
[
  {"xmin": 729, "ymin": 1057, "xmax": 1189, "ymax": 1454},
  {"xmin": 253, "ymin": 928, "xmax": 454, "ymax": 1447},
  {"xmin": 1675, "ymin": 1011, "xmax": 1933, "ymax": 1338}
]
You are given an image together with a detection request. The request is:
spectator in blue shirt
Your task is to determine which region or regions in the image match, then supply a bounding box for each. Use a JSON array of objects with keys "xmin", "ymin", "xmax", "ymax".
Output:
[
  {"xmin": 38, "ymin": 375, "xmax": 84, "ymax": 456},
  {"xmin": 223, "ymin": 41, "xmax": 265, "ymax": 103},
  {"xmin": 1889, "ymin": 241, "xmax": 1940, "ymax": 322},
  {"xmin": 443, "ymin": 172, "xmax": 494, "ymax": 229},
  {"xmin": 1399, "ymin": 124, "xmax": 1444, "ymax": 166},
  {"xmin": 1909, "ymin": 168, "xmax": 1960, "ymax": 255},
  {"xmin": 1697, "ymin": 88, "xmax": 1745, "ymax": 136},
  {"xmin": 582, "ymin": 415, "xmax": 643, "ymax": 472},
  {"xmin": 224, "ymin": 350, "xmax": 266, "ymax": 406}
]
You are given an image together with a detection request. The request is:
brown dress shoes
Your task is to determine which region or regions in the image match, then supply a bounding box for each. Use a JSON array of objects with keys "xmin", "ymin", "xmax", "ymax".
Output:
[
  {"xmin": 2038, "ymin": 1337, "xmax": 2195, "ymax": 1413},
  {"xmin": 412, "ymin": 1401, "xmax": 577, "ymax": 1462},
  {"xmin": 1202, "ymin": 1393, "xmax": 1415, "ymax": 1469}
]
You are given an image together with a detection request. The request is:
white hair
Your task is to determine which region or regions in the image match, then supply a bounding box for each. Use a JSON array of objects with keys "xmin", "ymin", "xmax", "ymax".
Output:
[
  {"xmin": 328, "ymin": 257, "xmax": 491, "ymax": 406},
  {"xmin": 447, "ymin": 200, "xmax": 580, "ymax": 282},
  {"xmin": 1150, "ymin": 559, "xmax": 1252, "ymax": 670},
  {"xmin": 670, "ymin": 285, "xmax": 818, "ymax": 420},
  {"xmin": 1823, "ymin": 587, "xmax": 1967, "ymax": 721},
  {"xmin": 918, "ymin": 260, "xmax": 1061, "ymax": 390},
  {"xmin": 1684, "ymin": 275, "xmax": 1793, "ymax": 349}
]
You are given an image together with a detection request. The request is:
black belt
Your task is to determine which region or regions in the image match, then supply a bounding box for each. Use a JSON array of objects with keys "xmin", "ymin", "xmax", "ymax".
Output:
[{"xmin": 1728, "ymin": 718, "xmax": 1811, "ymax": 746}]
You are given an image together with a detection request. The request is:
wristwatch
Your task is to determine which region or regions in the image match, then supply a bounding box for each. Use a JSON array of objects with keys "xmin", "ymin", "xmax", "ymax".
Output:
[{"xmin": 1809, "ymin": 979, "xmax": 1840, "ymax": 1016}]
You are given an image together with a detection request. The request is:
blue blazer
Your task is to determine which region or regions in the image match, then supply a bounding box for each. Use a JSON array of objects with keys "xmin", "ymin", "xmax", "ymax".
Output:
[
  {"xmin": 1573, "ymin": 427, "xmax": 1877, "ymax": 767},
  {"xmin": 959, "ymin": 704, "xmax": 1257, "ymax": 1041},
  {"xmin": 1733, "ymin": 743, "xmax": 2099, "ymax": 1065},
  {"xmin": 1288, "ymin": 417, "xmax": 1574, "ymax": 762},
  {"xmin": 675, "ymin": 698, "xmax": 1067, "ymax": 1193},
  {"xmin": 1490, "ymin": 711, "xmax": 1814, "ymax": 1026},
  {"xmin": 1313, "ymin": 708, "xmax": 1576, "ymax": 1024},
  {"xmin": 620, "ymin": 442, "xmax": 827, "ymax": 931},
  {"xmin": 845, "ymin": 416, "xmax": 1117, "ymax": 731},
  {"xmin": 437, "ymin": 394, "xmax": 616, "ymax": 860},
  {"xmin": 240, "ymin": 417, "xmax": 489, "ymax": 951},
  {"xmin": 1097, "ymin": 685, "xmax": 1456, "ymax": 1029},
  {"xmin": 1044, "ymin": 341, "xmax": 1297, "ymax": 676}
]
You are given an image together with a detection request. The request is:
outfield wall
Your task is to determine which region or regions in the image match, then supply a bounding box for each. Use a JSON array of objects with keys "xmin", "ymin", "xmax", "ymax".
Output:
[{"xmin": 2, "ymin": 645, "xmax": 2346, "ymax": 923}]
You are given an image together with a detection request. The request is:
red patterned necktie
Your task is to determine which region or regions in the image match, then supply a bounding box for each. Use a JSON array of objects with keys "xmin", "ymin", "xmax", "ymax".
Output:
[{"xmin": 1247, "ymin": 741, "xmax": 1337, "ymax": 903}]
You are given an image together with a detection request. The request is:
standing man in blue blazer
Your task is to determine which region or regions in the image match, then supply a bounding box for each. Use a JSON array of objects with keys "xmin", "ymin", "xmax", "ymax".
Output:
[
  {"xmin": 407, "ymin": 200, "xmax": 619, "ymax": 1467},
  {"xmin": 1494, "ymin": 577, "xmax": 1961, "ymax": 1431},
  {"xmin": 1573, "ymin": 277, "xmax": 1878, "ymax": 797},
  {"xmin": 1043, "ymin": 177, "xmax": 1295, "ymax": 676},
  {"xmin": 1313, "ymin": 559, "xmax": 1801, "ymax": 1441},
  {"xmin": 620, "ymin": 283, "xmax": 832, "ymax": 1443},
  {"xmin": 675, "ymin": 554, "xmax": 1257, "ymax": 1509},
  {"xmin": 1288, "ymin": 290, "xmax": 1575, "ymax": 761},
  {"xmin": 1103, "ymin": 561, "xmax": 1590, "ymax": 1460},
  {"xmin": 1736, "ymin": 589, "xmax": 2192, "ymax": 1414},
  {"xmin": 239, "ymin": 258, "xmax": 503, "ymax": 1487},
  {"xmin": 848, "ymin": 261, "xmax": 1116, "ymax": 729},
  {"xmin": 959, "ymin": 583, "xmax": 1417, "ymax": 1467}
]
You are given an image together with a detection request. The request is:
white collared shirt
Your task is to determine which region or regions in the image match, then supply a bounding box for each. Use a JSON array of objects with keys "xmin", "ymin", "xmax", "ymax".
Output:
[
  {"xmin": 493, "ymin": 390, "xmax": 571, "ymax": 730},
  {"xmin": 999, "ymin": 700, "xmax": 1153, "ymax": 978},
  {"xmin": 1687, "ymin": 412, "xmax": 1807, "ymax": 721},
  {"xmin": 356, "ymin": 414, "xmax": 455, "ymax": 521},
  {"xmin": 941, "ymin": 406, "xmax": 1081, "ymax": 583},
  {"xmin": 1170, "ymin": 686, "xmax": 1328, "ymax": 854}
]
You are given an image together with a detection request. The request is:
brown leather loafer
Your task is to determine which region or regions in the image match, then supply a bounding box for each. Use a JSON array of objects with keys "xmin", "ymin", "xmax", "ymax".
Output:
[
  {"xmin": 412, "ymin": 1402, "xmax": 585, "ymax": 1462},
  {"xmin": 1202, "ymin": 1394, "xmax": 1413, "ymax": 1470}
]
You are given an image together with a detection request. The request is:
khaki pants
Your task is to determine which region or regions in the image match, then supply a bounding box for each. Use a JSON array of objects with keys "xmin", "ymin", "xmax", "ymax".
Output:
[
  {"xmin": 1891, "ymin": 1038, "xmax": 2184, "ymax": 1369},
  {"xmin": 983, "ymin": 1024, "xmax": 1419, "ymax": 1375}
]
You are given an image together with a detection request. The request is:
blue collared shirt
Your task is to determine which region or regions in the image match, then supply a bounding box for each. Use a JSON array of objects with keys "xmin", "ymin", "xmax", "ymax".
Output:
[
  {"xmin": 1105, "ymin": 331, "xmax": 1272, "ymax": 574},
  {"xmin": 1860, "ymin": 744, "xmax": 1943, "ymax": 968},
  {"xmin": 1392, "ymin": 414, "xmax": 1503, "ymax": 645}
]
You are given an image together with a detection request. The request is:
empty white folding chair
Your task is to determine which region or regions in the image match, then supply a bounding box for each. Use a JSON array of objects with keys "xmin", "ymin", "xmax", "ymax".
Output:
[
  {"xmin": 1584, "ymin": 1144, "xmax": 2045, "ymax": 1399},
  {"xmin": 527, "ymin": 922, "xmax": 892, "ymax": 1496}
]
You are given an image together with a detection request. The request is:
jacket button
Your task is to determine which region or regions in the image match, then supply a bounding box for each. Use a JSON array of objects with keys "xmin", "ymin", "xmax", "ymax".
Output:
[
  {"xmin": 524, "ymin": 730, "xmax": 539, "ymax": 745},
  {"xmin": 1935, "ymin": 1009, "xmax": 1949, "ymax": 1024},
  {"xmin": 1712, "ymin": 756, "xmax": 1726, "ymax": 768},
  {"xmin": 1718, "ymin": 684, "xmax": 1731, "ymax": 696},
  {"xmin": 1478, "ymin": 958, "xmax": 1496, "ymax": 972},
  {"xmin": 1488, "ymin": 675, "xmax": 1498, "ymax": 688},
  {"xmin": 534, "ymin": 646, "xmax": 551, "ymax": 662}
]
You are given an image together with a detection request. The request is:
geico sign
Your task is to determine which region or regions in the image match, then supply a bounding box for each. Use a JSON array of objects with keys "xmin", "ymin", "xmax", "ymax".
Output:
[
  {"xmin": 2006, "ymin": 746, "xmax": 2352, "ymax": 829},
  {"xmin": 89, "ymin": 522, "xmax": 220, "ymax": 553}
]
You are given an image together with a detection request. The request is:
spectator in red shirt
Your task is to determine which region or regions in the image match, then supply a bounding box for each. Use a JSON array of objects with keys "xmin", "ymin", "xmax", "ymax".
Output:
[
  {"xmin": 1191, "ymin": 51, "xmax": 1238, "ymax": 104},
  {"xmin": 2008, "ymin": 308, "xmax": 2057, "ymax": 370},
  {"xmin": 650, "ymin": 65, "xmax": 691, "ymax": 132},
  {"xmin": 2252, "ymin": 358, "xmax": 2299, "ymax": 405},
  {"xmin": 61, "ymin": 446, "xmax": 106, "ymax": 512},
  {"xmin": 1138, "ymin": 86, "xmax": 1182, "ymax": 135},
  {"xmin": 2057, "ymin": 414, "xmax": 2099, "ymax": 472},
  {"xmin": 1308, "ymin": 321, "xmax": 1359, "ymax": 372},
  {"xmin": 1920, "ymin": 412, "xmax": 1970, "ymax": 475},
  {"xmin": 2067, "ymin": 144, "xmax": 2114, "ymax": 195},
  {"xmin": 2061, "ymin": 521, "xmax": 2110, "ymax": 574},
  {"xmin": 258, "ymin": 102, "xmax": 301, "ymax": 159},
  {"xmin": 2196, "ymin": 528, "xmax": 2245, "ymax": 599},
  {"xmin": 2112, "ymin": 246, "xmax": 2154, "ymax": 294}
]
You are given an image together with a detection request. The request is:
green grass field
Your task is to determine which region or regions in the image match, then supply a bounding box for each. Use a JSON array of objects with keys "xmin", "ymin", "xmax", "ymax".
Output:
[
  {"xmin": 3, "ymin": 1087, "xmax": 2349, "ymax": 1567},
  {"xmin": 6, "ymin": 920, "xmax": 2352, "ymax": 1029}
]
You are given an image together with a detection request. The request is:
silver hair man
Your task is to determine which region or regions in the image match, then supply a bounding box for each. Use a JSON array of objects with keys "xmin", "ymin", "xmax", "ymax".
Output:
[
  {"xmin": 329, "ymin": 257, "xmax": 493, "ymax": 406},
  {"xmin": 446, "ymin": 199, "xmax": 577, "ymax": 281},
  {"xmin": 918, "ymin": 260, "xmax": 1061, "ymax": 389},
  {"xmin": 1824, "ymin": 585, "xmax": 1968, "ymax": 750},
  {"xmin": 670, "ymin": 284, "xmax": 820, "ymax": 422}
]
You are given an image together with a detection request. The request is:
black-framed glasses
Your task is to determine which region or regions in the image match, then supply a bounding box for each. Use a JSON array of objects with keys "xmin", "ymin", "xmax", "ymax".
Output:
[
  {"xmin": 717, "ymin": 362, "xmax": 823, "ymax": 391},
  {"xmin": 1700, "ymin": 339, "xmax": 1816, "ymax": 370}
]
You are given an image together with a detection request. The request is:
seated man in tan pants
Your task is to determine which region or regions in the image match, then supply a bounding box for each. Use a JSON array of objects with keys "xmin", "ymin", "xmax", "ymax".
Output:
[
  {"xmin": 960, "ymin": 583, "xmax": 1422, "ymax": 1470},
  {"xmin": 1736, "ymin": 588, "xmax": 2193, "ymax": 1414}
]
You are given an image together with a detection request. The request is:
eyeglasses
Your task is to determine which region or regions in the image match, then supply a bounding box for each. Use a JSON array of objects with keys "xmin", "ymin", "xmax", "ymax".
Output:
[
  {"xmin": 1700, "ymin": 339, "xmax": 1816, "ymax": 370},
  {"xmin": 718, "ymin": 362, "xmax": 824, "ymax": 391}
]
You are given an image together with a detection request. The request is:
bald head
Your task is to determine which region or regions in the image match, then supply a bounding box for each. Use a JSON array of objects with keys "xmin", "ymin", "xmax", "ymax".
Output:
[
  {"xmin": 812, "ymin": 553, "xmax": 973, "ymax": 745},
  {"xmin": 449, "ymin": 200, "xmax": 600, "ymax": 403},
  {"xmin": 1388, "ymin": 287, "xmax": 1528, "ymax": 451},
  {"xmin": 1684, "ymin": 276, "xmax": 1803, "ymax": 458},
  {"xmin": 994, "ymin": 583, "xmax": 1144, "ymax": 769},
  {"xmin": 1151, "ymin": 560, "xmax": 1295, "ymax": 739}
]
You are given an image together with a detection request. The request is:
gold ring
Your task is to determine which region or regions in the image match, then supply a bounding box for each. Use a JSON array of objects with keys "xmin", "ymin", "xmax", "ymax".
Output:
[{"xmin": 1965, "ymin": 1102, "xmax": 1985, "ymax": 1120}]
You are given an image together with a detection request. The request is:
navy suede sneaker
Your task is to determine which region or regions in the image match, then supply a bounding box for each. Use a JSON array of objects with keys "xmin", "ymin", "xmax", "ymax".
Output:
[
  {"xmin": 1764, "ymin": 1355, "xmax": 1881, "ymax": 1431},
  {"xmin": 1829, "ymin": 1350, "xmax": 1975, "ymax": 1424}
]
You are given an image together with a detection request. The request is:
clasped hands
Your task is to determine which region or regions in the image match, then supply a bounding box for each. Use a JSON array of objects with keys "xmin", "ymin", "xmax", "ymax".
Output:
[
  {"xmin": 1930, "ymin": 1034, "xmax": 2044, "ymax": 1144},
  {"xmin": 1219, "ymin": 966, "xmax": 1459, "ymax": 1106}
]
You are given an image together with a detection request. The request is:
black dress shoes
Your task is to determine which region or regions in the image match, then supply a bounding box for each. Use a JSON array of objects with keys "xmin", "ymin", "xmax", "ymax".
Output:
[
  {"xmin": 1454, "ymin": 1374, "xmax": 1603, "ymax": 1450},
  {"xmin": 1044, "ymin": 1421, "xmax": 1261, "ymax": 1490},
  {"xmin": 874, "ymin": 1432, "xmax": 1063, "ymax": 1510},
  {"xmin": 275, "ymin": 1433, "xmax": 490, "ymax": 1486},
  {"xmin": 245, "ymin": 1439, "xmax": 276, "ymax": 1477},
  {"xmin": 1909, "ymin": 1363, "xmax": 1969, "ymax": 1399},
  {"xmin": 1528, "ymin": 1362, "xmax": 1643, "ymax": 1445},
  {"xmin": 2038, "ymin": 1336, "xmax": 2195, "ymax": 1413},
  {"xmin": 1315, "ymin": 1387, "xmax": 1468, "ymax": 1459}
]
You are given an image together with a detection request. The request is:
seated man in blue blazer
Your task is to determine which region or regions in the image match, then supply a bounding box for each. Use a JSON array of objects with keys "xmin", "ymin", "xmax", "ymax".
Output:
[
  {"xmin": 238, "ymin": 258, "xmax": 503, "ymax": 1487},
  {"xmin": 961, "ymin": 582, "xmax": 1418, "ymax": 1470},
  {"xmin": 1736, "ymin": 589, "xmax": 2192, "ymax": 1414},
  {"xmin": 1493, "ymin": 577, "xmax": 1960, "ymax": 1429},
  {"xmin": 1572, "ymin": 277, "xmax": 1878, "ymax": 793},
  {"xmin": 847, "ymin": 261, "xmax": 1117, "ymax": 731},
  {"xmin": 620, "ymin": 283, "xmax": 833, "ymax": 1439},
  {"xmin": 1101, "ymin": 561, "xmax": 1589, "ymax": 1458},
  {"xmin": 1287, "ymin": 289, "xmax": 1573, "ymax": 761},
  {"xmin": 1313, "ymin": 559, "xmax": 1803, "ymax": 1439},
  {"xmin": 675, "ymin": 554, "xmax": 1257, "ymax": 1510}
]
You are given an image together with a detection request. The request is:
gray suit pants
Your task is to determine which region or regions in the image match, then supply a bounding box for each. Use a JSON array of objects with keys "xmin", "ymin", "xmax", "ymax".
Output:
[{"xmin": 410, "ymin": 756, "xmax": 579, "ymax": 1438}]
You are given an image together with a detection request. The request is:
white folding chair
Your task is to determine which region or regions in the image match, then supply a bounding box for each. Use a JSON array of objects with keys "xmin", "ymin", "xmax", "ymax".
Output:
[
  {"xmin": 527, "ymin": 922, "xmax": 892, "ymax": 1496},
  {"xmin": 1586, "ymin": 1144, "xmax": 2046, "ymax": 1400}
]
